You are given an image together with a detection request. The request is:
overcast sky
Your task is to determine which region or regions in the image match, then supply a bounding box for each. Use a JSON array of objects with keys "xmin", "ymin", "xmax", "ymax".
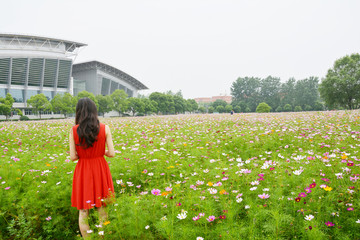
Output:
[{"xmin": 2, "ymin": 0, "xmax": 360, "ymax": 99}]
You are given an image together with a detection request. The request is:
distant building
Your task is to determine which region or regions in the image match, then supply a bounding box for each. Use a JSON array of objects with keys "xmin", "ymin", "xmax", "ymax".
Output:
[
  {"xmin": 0, "ymin": 33, "xmax": 86, "ymax": 112},
  {"xmin": 72, "ymin": 61, "xmax": 148, "ymax": 98},
  {"xmin": 194, "ymin": 95, "xmax": 232, "ymax": 104}
]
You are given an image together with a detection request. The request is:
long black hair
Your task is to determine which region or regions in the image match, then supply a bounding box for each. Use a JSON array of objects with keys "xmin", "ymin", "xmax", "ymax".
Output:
[{"xmin": 75, "ymin": 97, "xmax": 100, "ymax": 149}]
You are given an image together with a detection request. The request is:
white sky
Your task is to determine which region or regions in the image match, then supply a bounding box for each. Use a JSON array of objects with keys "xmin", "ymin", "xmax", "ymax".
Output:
[{"xmin": 2, "ymin": 0, "xmax": 360, "ymax": 99}]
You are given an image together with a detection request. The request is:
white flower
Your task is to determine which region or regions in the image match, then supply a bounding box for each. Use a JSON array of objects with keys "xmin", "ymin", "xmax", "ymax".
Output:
[
  {"xmin": 356, "ymin": 219, "xmax": 360, "ymax": 223},
  {"xmin": 304, "ymin": 215, "xmax": 314, "ymax": 221},
  {"xmin": 56, "ymin": 181, "xmax": 61, "ymax": 185},
  {"xmin": 148, "ymin": 172, "xmax": 154, "ymax": 176},
  {"xmin": 236, "ymin": 197, "xmax": 243, "ymax": 203},
  {"xmin": 197, "ymin": 237, "xmax": 204, "ymax": 240},
  {"xmin": 245, "ymin": 205, "xmax": 250, "ymax": 209},
  {"xmin": 177, "ymin": 212, "xmax": 187, "ymax": 220},
  {"xmin": 160, "ymin": 216, "xmax": 167, "ymax": 221},
  {"xmin": 293, "ymin": 170, "xmax": 302, "ymax": 175},
  {"xmin": 87, "ymin": 230, "xmax": 93, "ymax": 233},
  {"xmin": 145, "ymin": 225, "xmax": 150, "ymax": 229},
  {"xmin": 250, "ymin": 181, "xmax": 259, "ymax": 185},
  {"xmin": 116, "ymin": 179, "xmax": 122, "ymax": 185},
  {"xmin": 208, "ymin": 188, "xmax": 217, "ymax": 194},
  {"xmin": 203, "ymin": 169, "xmax": 209, "ymax": 173},
  {"xmin": 98, "ymin": 231, "xmax": 104, "ymax": 235},
  {"xmin": 263, "ymin": 188, "xmax": 270, "ymax": 191},
  {"xmin": 250, "ymin": 187, "xmax": 257, "ymax": 191}
]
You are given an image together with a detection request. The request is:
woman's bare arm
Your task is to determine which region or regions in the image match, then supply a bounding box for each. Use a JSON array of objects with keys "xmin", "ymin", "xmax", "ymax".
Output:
[
  {"xmin": 105, "ymin": 125, "xmax": 115, "ymax": 158},
  {"xmin": 69, "ymin": 128, "xmax": 79, "ymax": 161}
]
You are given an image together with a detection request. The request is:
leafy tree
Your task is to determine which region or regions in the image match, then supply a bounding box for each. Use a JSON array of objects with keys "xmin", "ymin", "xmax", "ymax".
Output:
[
  {"xmin": 319, "ymin": 53, "xmax": 360, "ymax": 109},
  {"xmin": 259, "ymin": 76, "xmax": 281, "ymax": 110},
  {"xmin": 96, "ymin": 94, "xmax": 113, "ymax": 117},
  {"xmin": 294, "ymin": 77, "xmax": 319, "ymax": 109},
  {"xmin": 294, "ymin": 106, "xmax": 303, "ymax": 112},
  {"xmin": 283, "ymin": 104, "xmax": 292, "ymax": 112},
  {"xmin": 0, "ymin": 93, "xmax": 15, "ymax": 120},
  {"xmin": 51, "ymin": 93, "xmax": 76, "ymax": 118},
  {"xmin": 231, "ymin": 77, "xmax": 261, "ymax": 112},
  {"xmin": 256, "ymin": 102, "xmax": 272, "ymax": 113},
  {"xmin": 141, "ymin": 98, "xmax": 157, "ymax": 115},
  {"xmin": 127, "ymin": 97, "xmax": 145, "ymax": 116},
  {"xmin": 27, "ymin": 94, "xmax": 51, "ymax": 119},
  {"xmin": 77, "ymin": 91, "xmax": 99, "ymax": 109},
  {"xmin": 225, "ymin": 104, "xmax": 233, "ymax": 113},
  {"xmin": 313, "ymin": 101, "xmax": 324, "ymax": 111},
  {"xmin": 233, "ymin": 106, "xmax": 241, "ymax": 113},
  {"xmin": 198, "ymin": 106, "xmax": 206, "ymax": 113},
  {"xmin": 216, "ymin": 105, "xmax": 224, "ymax": 113},
  {"xmin": 149, "ymin": 92, "xmax": 168, "ymax": 114},
  {"xmin": 208, "ymin": 106, "xmax": 214, "ymax": 113},
  {"xmin": 186, "ymin": 99, "xmax": 198, "ymax": 113},
  {"xmin": 304, "ymin": 105, "xmax": 312, "ymax": 111},
  {"xmin": 110, "ymin": 89, "xmax": 128, "ymax": 116},
  {"xmin": 211, "ymin": 99, "xmax": 227, "ymax": 109},
  {"xmin": 280, "ymin": 78, "xmax": 296, "ymax": 107},
  {"xmin": 174, "ymin": 95, "xmax": 186, "ymax": 113},
  {"xmin": 275, "ymin": 106, "xmax": 283, "ymax": 112}
]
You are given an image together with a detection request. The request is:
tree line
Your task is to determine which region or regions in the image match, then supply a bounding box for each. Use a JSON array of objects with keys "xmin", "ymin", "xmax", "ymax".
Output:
[
  {"xmin": 0, "ymin": 89, "xmax": 199, "ymax": 120},
  {"xmin": 230, "ymin": 53, "xmax": 360, "ymax": 112}
]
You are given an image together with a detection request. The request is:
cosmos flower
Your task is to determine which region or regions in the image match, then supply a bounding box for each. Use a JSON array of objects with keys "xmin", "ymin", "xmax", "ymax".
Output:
[
  {"xmin": 206, "ymin": 216, "xmax": 216, "ymax": 222},
  {"xmin": 325, "ymin": 221, "xmax": 334, "ymax": 227},
  {"xmin": 151, "ymin": 189, "xmax": 161, "ymax": 195},
  {"xmin": 258, "ymin": 193, "xmax": 270, "ymax": 199},
  {"xmin": 304, "ymin": 215, "xmax": 314, "ymax": 221}
]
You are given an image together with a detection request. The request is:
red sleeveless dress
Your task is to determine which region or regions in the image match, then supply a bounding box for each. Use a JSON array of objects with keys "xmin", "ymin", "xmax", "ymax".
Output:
[{"xmin": 71, "ymin": 123, "xmax": 115, "ymax": 210}]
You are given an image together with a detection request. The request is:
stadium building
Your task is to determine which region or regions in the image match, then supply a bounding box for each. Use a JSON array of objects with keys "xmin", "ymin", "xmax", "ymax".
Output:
[
  {"xmin": 72, "ymin": 61, "xmax": 148, "ymax": 98},
  {"xmin": 0, "ymin": 33, "xmax": 148, "ymax": 118}
]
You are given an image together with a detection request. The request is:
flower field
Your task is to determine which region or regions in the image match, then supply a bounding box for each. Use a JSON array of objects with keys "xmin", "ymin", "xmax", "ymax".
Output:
[{"xmin": 1, "ymin": 111, "xmax": 360, "ymax": 239}]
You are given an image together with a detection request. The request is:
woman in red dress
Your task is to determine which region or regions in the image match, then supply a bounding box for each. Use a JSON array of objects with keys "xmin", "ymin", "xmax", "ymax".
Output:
[{"xmin": 69, "ymin": 97, "xmax": 115, "ymax": 238}]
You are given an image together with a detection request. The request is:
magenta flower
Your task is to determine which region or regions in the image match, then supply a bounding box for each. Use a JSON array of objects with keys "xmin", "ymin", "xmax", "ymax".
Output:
[
  {"xmin": 298, "ymin": 192, "xmax": 307, "ymax": 198},
  {"xmin": 258, "ymin": 193, "xmax": 270, "ymax": 199},
  {"xmin": 347, "ymin": 207, "xmax": 354, "ymax": 211},
  {"xmin": 192, "ymin": 216, "xmax": 200, "ymax": 221},
  {"xmin": 206, "ymin": 216, "xmax": 216, "ymax": 222},
  {"xmin": 46, "ymin": 216, "xmax": 52, "ymax": 221},
  {"xmin": 325, "ymin": 221, "xmax": 334, "ymax": 227},
  {"xmin": 5, "ymin": 187, "xmax": 10, "ymax": 190}
]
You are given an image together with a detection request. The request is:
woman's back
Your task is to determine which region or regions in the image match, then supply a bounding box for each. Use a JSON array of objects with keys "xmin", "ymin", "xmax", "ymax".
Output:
[{"xmin": 73, "ymin": 123, "xmax": 106, "ymax": 159}]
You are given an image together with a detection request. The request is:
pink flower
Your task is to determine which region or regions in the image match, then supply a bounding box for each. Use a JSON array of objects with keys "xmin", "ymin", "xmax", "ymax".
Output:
[
  {"xmin": 86, "ymin": 200, "xmax": 91, "ymax": 203},
  {"xmin": 151, "ymin": 189, "xmax": 161, "ymax": 195},
  {"xmin": 325, "ymin": 221, "xmax": 334, "ymax": 227},
  {"xmin": 193, "ymin": 216, "xmax": 200, "ymax": 221},
  {"xmin": 5, "ymin": 187, "xmax": 10, "ymax": 190},
  {"xmin": 298, "ymin": 192, "xmax": 307, "ymax": 198},
  {"xmin": 46, "ymin": 216, "xmax": 52, "ymax": 221},
  {"xmin": 143, "ymin": 169, "xmax": 148, "ymax": 174},
  {"xmin": 165, "ymin": 187, "xmax": 172, "ymax": 192},
  {"xmin": 347, "ymin": 207, "xmax": 354, "ymax": 211},
  {"xmin": 258, "ymin": 193, "xmax": 270, "ymax": 199},
  {"xmin": 206, "ymin": 216, "xmax": 216, "ymax": 222}
]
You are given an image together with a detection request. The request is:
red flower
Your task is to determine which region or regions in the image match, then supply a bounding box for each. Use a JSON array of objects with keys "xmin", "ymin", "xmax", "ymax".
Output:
[
  {"xmin": 309, "ymin": 183, "xmax": 316, "ymax": 188},
  {"xmin": 325, "ymin": 221, "xmax": 334, "ymax": 227},
  {"xmin": 295, "ymin": 197, "xmax": 301, "ymax": 202},
  {"xmin": 219, "ymin": 215, "xmax": 226, "ymax": 219}
]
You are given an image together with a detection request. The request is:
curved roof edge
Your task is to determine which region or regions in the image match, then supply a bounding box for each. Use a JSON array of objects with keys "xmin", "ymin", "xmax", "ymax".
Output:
[
  {"xmin": 73, "ymin": 60, "xmax": 148, "ymax": 90},
  {"xmin": 0, "ymin": 33, "xmax": 87, "ymax": 48}
]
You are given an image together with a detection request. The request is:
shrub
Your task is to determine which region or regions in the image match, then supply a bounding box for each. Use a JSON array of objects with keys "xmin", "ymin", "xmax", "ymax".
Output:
[
  {"xmin": 20, "ymin": 116, "xmax": 30, "ymax": 121},
  {"xmin": 283, "ymin": 104, "xmax": 292, "ymax": 112},
  {"xmin": 275, "ymin": 106, "xmax": 283, "ymax": 112},
  {"xmin": 245, "ymin": 107, "xmax": 251, "ymax": 113},
  {"xmin": 256, "ymin": 102, "xmax": 272, "ymax": 113},
  {"xmin": 233, "ymin": 106, "xmax": 241, "ymax": 113},
  {"xmin": 208, "ymin": 106, "xmax": 214, "ymax": 113},
  {"xmin": 294, "ymin": 106, "xmax": 303, "ymax": 112},
  {"xmin": 304, "ymin": 105, "xmax": 312, "ymax": 111},
  {"xmin": 216, "ymin": 105, "xmax": 225, "ymax": 113}
]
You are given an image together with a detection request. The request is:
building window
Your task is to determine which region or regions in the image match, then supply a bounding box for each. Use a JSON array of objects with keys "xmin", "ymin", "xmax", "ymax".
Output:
[
  {"xmin": 101, "ymin": 78, "xmax": 110, "ymax": 95},
  {"xmin": 0, "ymin": 58, "xmax": 10, "ymax": 84},
  {"xmin": 110, "ymin": 81, "xmax": 119, "ymax": 94},
  {"xmin": 24, "ymin": 109, "xmax": 33, "ymax": 115},
  {"xmin": 73, "ymin": 79, "xmax": 86, "ymax": 96},
  {"xmin": 11, "ymin": 58, "xmax": 28, "ymax": 85},
  {"xmin": 43, "ymin": 91, "xmax": 53, "ymax": 101},
  {"xmin": 28, "ymin": 58, "xmax": 43, "ymax": 87},
  {"xmin": 9, "ymin": 89, "xmax": 24, "ymax": 103},
  {"xmin": 40, "ymin": 110, "xmax": 52, "ymax": 115},
  {"xmin": 0, "ymin": 88, "xmax": 7, "ymax": 98},
  {"xmin": 26, "ymin": 90, "xmax": 39, "ymax": 101},
  {"xmin": 126, "ymin": 88, "xmax": 133, "ymax": 97},
  {"xmin": 43, "ymin": 59, "xmax": 57, "ymax": 87},
  {"xmin": 119, "ymin": 84, "xmax": 126, "ymax": 91},
  {"xmin": 57, "ymin": 60, "xmax": 71, "ymax": 88}
]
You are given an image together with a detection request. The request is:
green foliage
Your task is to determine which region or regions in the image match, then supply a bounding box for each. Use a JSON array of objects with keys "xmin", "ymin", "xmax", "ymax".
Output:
[
  {"xmin": 208, "ymin": 106, "xmax": 214, "ymax": 113},
  {"xmin": 211, "ymin": 99, "xmax": 227, "ymax": 109},
  {"xmin": 127, "ymin": 97, "xmax": 145, "ymax": 116},
  {"xmin": 96, "ymin": 94, "xmax": 113, "ymax": 117},
  {"xmin": 186, "ymin": 99, "xmax": 198, "ymax": 113},
  {"xmin": 110, "ymin": 89, "xmax": 128, "ymax": 116},
  {"xmin": 283, "ymin": 104, "xmax": 292, "ymax": 112},
  {"xmin": 319, "ymin": 53, "xmax": 360, "ymax": 109},
  {"xmin": 20, "ymin": 115, "xmax": 30, "ymax": 121},
  {"xmin": 0, "ymin": 93, "xmax": 15, "ymax": 119},
  {"xmin": 275, "ymin": 106, "xmax": 283, "ymax": 112},
  {"xmin": 51, "ymin": 93, "xmax": 76, "ymax": 117},
  {"xmin": 198, "ymin": 106, "xmax": 206, "ymax": 113},
  {"xmin": 304, "ymin": 105, "xmax": 312, "ymax": 111},
  {"xmin": 225, "ymin": 104, "xmax": 233, "ymax": 113},
  {"xmin": 233, "ymin": 105, "xmax": 241, "ymax": 113},
  {"xmin": 256, "ymin": 102, "xmax": 271, "ymax": 113},
  {"xmin": 294, "ymin": 106, "xmax": 303, "ymax": 112},
  {"xmin": 314, "ymin": 101, "xmax": 324, "ymax": 111},
  {"xmin": 216, "ymin": 105, "xmax": 225, "ymax": 113},
  {"xmin": 27, "ymin": 93, "xmax": 51, "ymax": 119}
]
